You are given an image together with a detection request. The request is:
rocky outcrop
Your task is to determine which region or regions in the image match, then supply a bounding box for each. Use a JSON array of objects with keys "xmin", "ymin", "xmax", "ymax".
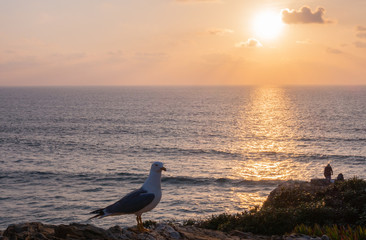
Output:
[
  {"xmin": 0, "ymin": 222, "xmax": 327, "ymax": 240},
  {"xmin": 262, "ymin": 179, "xmax": 332, "ymax": 209},
  {"xmin": 0, "ymin": 222, "xmax": 260, "ymax": 240}
]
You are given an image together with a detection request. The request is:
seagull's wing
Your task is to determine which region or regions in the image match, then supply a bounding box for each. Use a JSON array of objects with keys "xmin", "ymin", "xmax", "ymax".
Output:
[{"xmin": 105, "ymin": 188, "xmax": 155, "ymax": 214}]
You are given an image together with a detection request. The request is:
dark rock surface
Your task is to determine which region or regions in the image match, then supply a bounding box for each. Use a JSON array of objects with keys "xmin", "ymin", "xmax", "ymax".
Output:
[
  {"xmin": 1, "ymin": 222, "xmax": 270, "ymax": 240},
  {"xmin": 0, "ymin": 222, "xmax": 327, "ymax": 240}
]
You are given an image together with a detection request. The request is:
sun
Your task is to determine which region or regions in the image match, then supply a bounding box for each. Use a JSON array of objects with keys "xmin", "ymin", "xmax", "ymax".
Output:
[{"xmin": 252, "ymin": 10, "xmax": 284, "ymax": 39}]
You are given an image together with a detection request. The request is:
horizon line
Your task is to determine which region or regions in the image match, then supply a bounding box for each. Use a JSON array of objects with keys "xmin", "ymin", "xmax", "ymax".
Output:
[{"xmin": 0, "ymin": 84, "xmax": 366, "ymax": 88}]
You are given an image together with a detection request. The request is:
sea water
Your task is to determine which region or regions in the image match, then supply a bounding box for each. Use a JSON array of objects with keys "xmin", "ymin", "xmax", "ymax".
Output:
[{"xmin": 0, "ymin": 86, "xmax": 365, "ymax": 229}]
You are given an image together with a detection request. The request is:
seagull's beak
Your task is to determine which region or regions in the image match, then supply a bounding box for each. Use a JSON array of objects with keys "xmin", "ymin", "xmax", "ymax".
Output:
[{"xmin": 161, "ymin": 167, "xmax": 167, "ymax": 171}]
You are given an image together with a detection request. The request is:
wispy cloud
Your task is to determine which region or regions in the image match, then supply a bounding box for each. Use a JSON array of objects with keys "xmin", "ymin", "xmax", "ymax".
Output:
[
  {"xmin": 296, "ymin": 39, "xmax": 312, "ymax": 44},
  {"xmin": 207, "ymin": 28, "xmax": 233, "ymax": 35},
  {"xmin": 356, "ymin": 26, "xmax": 366, "ymax": 31},
  {"xmin": 235, "ymin": 38, "xmax": 263, "ymax": 48},
  {"xmin": 354, "ymin": 41, "xmax": 366, "ymax": 48},
  {"xmin": 281, "ymin": 6, "xmax": 332, "ymax": 24},
  {"xmin": 355, "ymin": 25, "xmax": 366, "ymax": 39},
  {"xmin": 354, "ymin": 26, "xmax": 366, "ymax": 48},
  {"xmin": 356, "ymin": 33, "xmax": 366, "ymax": 39},
  {"xmin": 326, "ymin": 47, "xmax": 342, "ymax": 54}
]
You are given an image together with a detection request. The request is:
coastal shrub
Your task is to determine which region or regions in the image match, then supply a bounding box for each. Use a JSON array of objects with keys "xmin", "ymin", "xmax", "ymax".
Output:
[
  {"xmin": 196, "ymin": 178, "xmax": 366, "ymax": 235},
  {"xmin": 293, "ymin": 224, "xmax": 366, "ymax": 240},
  {"xmin": 262, "ymin": 186, "xmax": 317, "ymax": 209},
  {"xmin": 197, "ymin": 213, "xmax": 246, "ymax": 232},
  {"xmin": 294, "ymin": 203, "xmax": 360, "ymax": 226},
  {"xmin": 197, "ymin": 208, "xmax": 297, "ymax": 235},
  {"xmin": 250, "ymin": 207, "xmax": 296, "ymax": 234},
  {"xmin": 325, "ymin": 177, "xmax": 366, "ymax": 225}
]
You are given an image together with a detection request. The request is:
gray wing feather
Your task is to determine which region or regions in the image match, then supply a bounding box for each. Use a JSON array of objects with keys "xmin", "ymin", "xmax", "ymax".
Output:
[{"xmin": 105, "ymin": 188, "xmax": 155, "ymax": 214}]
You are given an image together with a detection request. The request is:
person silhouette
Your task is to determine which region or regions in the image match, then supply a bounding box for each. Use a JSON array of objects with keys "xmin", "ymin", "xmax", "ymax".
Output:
[
  {"xmin": 324, "ymin": 164, "xmax": 333, "ymax": 182},
  {"xmin": 336, "ymin": 173, "xmax": 344, "ymax": 181}
]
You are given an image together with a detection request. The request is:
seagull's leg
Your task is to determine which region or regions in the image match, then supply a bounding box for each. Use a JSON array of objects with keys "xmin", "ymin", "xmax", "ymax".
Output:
[
  {"xmin": 136, "ymin": 215, "xmax": 149, "ymax": 232},
  {"xmin": 136, "ymin": 216, "xmax": 141, "ymax": 230},
  {"xmin": 136, "ymin": 216, "xmax": 143, "ymax": 231}
]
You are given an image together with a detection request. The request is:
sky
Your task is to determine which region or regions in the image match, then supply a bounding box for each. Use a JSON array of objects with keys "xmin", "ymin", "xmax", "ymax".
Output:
[{"xmin": 1, "ymin": 0, "xmax": 366, "ymax": 86}]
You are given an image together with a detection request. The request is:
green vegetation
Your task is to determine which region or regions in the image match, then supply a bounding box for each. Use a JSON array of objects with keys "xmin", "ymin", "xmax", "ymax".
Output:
[
  {"xmin": 188, "ymin": 177, "xmax": 366, "ymax": 235},
  {"xmin": 294, "ymin": 224, "xmax": 366, "ymax": 240}
]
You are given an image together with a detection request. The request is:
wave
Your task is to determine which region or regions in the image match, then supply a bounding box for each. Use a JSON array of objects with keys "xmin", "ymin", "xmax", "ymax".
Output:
[
  {"xmin": 0, "ymin": 169, "xmax": 281, "ymax": 188},
  {"xmin": 294, "ymin": 136, "xmax": 366, "ymax": 142},
  {"xmin": 241, "ymin": 151, "xmax": 366, "ymax": 162},
  {"xmin": 288, "ymin": 153, "xmax": 366, "ymax": 162},
  {"xmin": 162, "ymin": 175, "xmax": 281, "ymax": 186},
  {"xmin": 140, "ymin": 147, "xmax": 241, "ymax": 159},
  {"xmin": 3, "ymin": 133, "xmax": 365, "ymax": 161}
]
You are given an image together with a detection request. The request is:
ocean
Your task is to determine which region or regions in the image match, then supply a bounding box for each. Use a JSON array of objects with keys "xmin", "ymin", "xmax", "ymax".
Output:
[{"xmin": 0, "ymin": 86, "xmax": 365, "ymax": 229}]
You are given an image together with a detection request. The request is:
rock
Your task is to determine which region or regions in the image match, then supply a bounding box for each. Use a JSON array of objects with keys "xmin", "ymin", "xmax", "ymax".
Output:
[
  {"xmin": 107, "ymin": 226, "xmax": 131, "ymax": 240},
  {"xmin": 1, "ymin": 222, "xmax": 275, "ymax": 240},
  {"xmin": 53, "ymin": 223, "xmax": 116, "ymax": 239},
  {"xmin": 155, "ymin": 224, "xmax": 181, "ymax": 239},
  {"xmin": 2, "ymin": 222, "xmax": 55, "ymax": 240},
  {"xmin": 0, "ymin": 222, "xmax": 331, "ymax": 240},
  {"xmin": 283, "ymin": 233, "xmax": 325, "ymax": 240},
  {"xmin": 230, "ymin": 230, "xmax": 271, "ymax": 239},
  {"xmin": 230, "ymin": 230, "xmax": 255, "ymax": 238},
  {"xmin": 270, "ymin": 235, "xmax": 282, "ymax": 240},
  {"xmin": 320, "ymin": 235, "xmax": 329, "ymax": 240}
]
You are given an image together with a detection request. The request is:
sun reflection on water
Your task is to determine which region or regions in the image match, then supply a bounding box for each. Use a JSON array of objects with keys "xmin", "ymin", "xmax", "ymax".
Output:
[
  {"xmin": 234, "ymin": 192, "xmax": 267, "ymax": 209},
  {"xmin": 239, "ymin": 87, "xmax": 297, "ymax": 154},
  {"xmin": 230, "ymin": 87, "xmax": 304, "ymax": 208},
  {"xmin": 234, "ymin": 158, "xmax": 296, "ymax": 181}
]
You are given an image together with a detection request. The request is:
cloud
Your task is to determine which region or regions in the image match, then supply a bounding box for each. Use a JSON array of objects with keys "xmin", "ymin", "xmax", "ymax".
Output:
[
  {"xmin": 207, "ymin": 28, "xmax": 233, "ymax": 35},
  {"xmin": 356, "ymin": 33, "xmax": 366, "ymax": 39},
  {"xmin": 326, "ymin": 47, "xmax": 342, "ymax": 54},
  {"xmin": 281, "ymin": 6, "xmax": 332, "ymax": 24},
  {"xmin": 356, "ymin": 26, "xmax": 366, "ymax": 31},
  {"xmin": 235, "ymin": 38, "xmax": 263, "ymax": 48},
  {"xmin": 296, "ymin": 39, "xmax": 312, "ymax": 44},
  {"xmin": 354, "ymin": 41, "xmax": 366, "ymax": 48},
  {"xmin": 356, "ymin": 25, "xmax": 366, "ymax": 39}
]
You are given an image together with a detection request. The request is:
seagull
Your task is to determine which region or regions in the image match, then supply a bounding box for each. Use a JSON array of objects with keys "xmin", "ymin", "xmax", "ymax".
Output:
[{"xmin": 89, "ymin": 162, "xmax": 166, "ymax": 231}]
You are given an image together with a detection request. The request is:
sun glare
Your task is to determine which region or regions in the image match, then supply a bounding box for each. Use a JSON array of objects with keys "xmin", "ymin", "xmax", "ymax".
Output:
[{"xmin": 252, "ymin": 10, "xmax": 284, "ymax": 39}]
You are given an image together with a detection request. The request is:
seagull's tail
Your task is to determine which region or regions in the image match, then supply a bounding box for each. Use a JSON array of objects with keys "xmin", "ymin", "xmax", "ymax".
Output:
[{"xmin": 88, "ymin": 208, "xmax": 106, "ymax": 220}]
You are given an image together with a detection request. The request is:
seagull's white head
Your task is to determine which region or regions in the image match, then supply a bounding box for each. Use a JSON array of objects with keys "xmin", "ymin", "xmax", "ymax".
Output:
[{"xmin": 151, "ymin": 161, "xmax": 166, "ymax": 173}]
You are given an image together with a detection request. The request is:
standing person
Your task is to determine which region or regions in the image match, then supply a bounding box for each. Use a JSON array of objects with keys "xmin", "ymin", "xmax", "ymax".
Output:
[{"xmin": 324, "ymin": 164, "xmax": 333, "ymax": 182}]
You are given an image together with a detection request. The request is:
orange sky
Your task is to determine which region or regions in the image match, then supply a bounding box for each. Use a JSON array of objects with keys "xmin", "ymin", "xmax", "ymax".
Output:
[{"xmin": 1, "ymin": 0, "xmax": 366, "ymax": 86}]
